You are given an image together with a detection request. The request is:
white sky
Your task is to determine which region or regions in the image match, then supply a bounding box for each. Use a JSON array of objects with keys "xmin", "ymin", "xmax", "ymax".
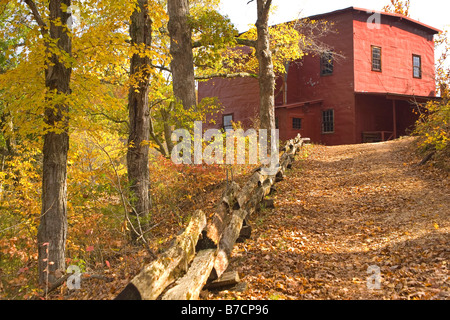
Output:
[{"xmin": 219, "ymin": 0, "xmax": 450, "ymax": 33}]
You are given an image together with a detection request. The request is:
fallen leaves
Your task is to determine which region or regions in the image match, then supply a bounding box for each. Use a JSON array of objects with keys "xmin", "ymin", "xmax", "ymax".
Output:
[
  {"xmin": 208, "ymin": 138, "xmax": 449, "ymax": 300},
  {"xmin": 14, "ymin": 138, "xmax": 446, "ymax": 301}
]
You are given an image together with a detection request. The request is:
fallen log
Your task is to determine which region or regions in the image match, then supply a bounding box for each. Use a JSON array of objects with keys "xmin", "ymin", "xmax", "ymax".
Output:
[
  {"xmin": 204, "ymin": 271, "xmax": 240, "ymax": 290},
  {"xmin": 279, "ymin": 153, "xmax": 292, "ymax": 173},
  {"xmin": 161, "ymin": 249, "xmax": 216, "ymax": 300},
  {"xmin": 261, "ymin": 176, "xmax": 275, "ymax": 197},
  {"xmin": 213, "ymin": 208, "xmax": 250, "ymax": 278},
  {"xmin": 204, "ymin": 182, "xmax": 241, "ymax": 245},
  {"xmin": 301, "ymin": 137, "xmax": 311, "ymax": 144},
  {"xmin": 115, "ymin": 210, "xmax": 207, "ymax": 300},
  {"xmin": 237, "ymin": 218, "xmax": 252, "ymax": 242},
  {"xmin": 418, "ymin": 151, "xmax": 436, "ymax": 166},
  {"xmin": 235, "ymin": 170, "xmax": 272, "ymax": 208}
]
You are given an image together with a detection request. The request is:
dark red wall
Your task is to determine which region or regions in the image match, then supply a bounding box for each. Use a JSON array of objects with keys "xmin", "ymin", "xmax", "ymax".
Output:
[
  {"xmin": 275, "ymin": 102, "xmax": 323, "ymax": 143},
  {"xmin": 278, "ymin": 10, "xmax": 356, "ymax": 145},
  {"xmin": 355, "ymin": 94, "xmax": 420, "ymax": 143},
  {"xmin": 199, "ymin": 76, "xmax": 260, "ymax": 129},
  {"xmin": 355, "ymin": 94, "xmax": 394, "ymax": 142}
]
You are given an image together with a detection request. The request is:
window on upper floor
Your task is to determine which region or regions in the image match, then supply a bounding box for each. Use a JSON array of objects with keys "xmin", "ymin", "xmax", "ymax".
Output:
[
  {"xmin": 223, "ymin": 114, "xmax": 233, "ymax": 131},
  {"xmin": 372, "ymin": 46, "xmax": 382, "ymax": 72},
  {"xmin": 320, "ymin": 51, "xmax": 334, "ymax": 76},
  {"xmin": 322, "ymin": 109, "xmax": 334, "ymax": 133},
  {"xmin": 413, "ymin": 54, "xmax": 422, "ymax": 79}
]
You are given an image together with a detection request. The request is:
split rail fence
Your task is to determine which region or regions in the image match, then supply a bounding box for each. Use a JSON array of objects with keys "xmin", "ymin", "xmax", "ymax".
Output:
[{"xmin": 115, "ymin": 134, "xmax": 310, "ymax": 300}]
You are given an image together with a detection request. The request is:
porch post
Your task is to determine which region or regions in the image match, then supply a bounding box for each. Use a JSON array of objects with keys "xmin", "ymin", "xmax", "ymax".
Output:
[{"xmin": 392, "ymin": 100, "xmax": 397, "ymax": 139}]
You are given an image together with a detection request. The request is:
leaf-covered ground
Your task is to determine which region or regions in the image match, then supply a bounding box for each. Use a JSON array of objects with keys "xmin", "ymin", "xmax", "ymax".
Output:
[
  {"xmin": 42, "ymin": 138, "xmax": 448, "ymax": 300},
  {"xmin": 207, "ymin": 138, "xmax": 449, "ymax": 300}
]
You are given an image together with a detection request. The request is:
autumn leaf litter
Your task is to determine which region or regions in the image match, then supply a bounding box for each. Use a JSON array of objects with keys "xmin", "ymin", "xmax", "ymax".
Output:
[
  {"xmin": 53, "ymin": 137, "xmax": 448, "ymax": 300},
  {"xmin": 207, "ymin": 137, "xmax": 449, "ymax": 300}
]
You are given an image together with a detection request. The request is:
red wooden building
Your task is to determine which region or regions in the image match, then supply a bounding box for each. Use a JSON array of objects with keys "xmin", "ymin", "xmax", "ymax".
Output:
[{"xmin": 198, "ymin": 7, "xmax": 441, "ymax": 145}]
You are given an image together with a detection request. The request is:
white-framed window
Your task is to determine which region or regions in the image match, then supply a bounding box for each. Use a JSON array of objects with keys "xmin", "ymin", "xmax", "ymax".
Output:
[
  {"xmin": 223, "ymin": 114, "xmax": 233, "ymax": 131},
  {"xmin": 322, "ymin": 109, "xmax": 334, "ymax": 133},
  {"xmin": 413, "ymin": 54, "xmax": 422, "ymax": 79},
  {"xmin": 372, "ymin": 46, "xmax": 382, "ymax": 72},
  {"xmin": 320, "ymin": 51, "xmax": 334, "ymax": 76}
]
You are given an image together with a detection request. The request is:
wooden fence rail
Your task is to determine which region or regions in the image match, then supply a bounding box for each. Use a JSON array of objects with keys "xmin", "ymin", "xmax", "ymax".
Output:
[{"xmin": 115, "ymin": 134, "xmax": 309, "ymax": 300}]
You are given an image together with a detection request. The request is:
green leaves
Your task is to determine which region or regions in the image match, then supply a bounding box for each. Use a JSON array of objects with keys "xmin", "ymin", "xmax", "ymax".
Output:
[{"xmin": 189, "ymin": 8, "xmax": 239, "ymax": 79}]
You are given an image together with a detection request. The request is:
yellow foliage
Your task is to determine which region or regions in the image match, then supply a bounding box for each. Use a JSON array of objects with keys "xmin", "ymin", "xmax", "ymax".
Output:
[{"xmin": 235, "ymin": 21, "xmax": 304, "ymax": 75}]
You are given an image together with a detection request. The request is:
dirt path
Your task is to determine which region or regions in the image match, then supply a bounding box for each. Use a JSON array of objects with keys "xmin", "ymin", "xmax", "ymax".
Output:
[{"xmin": 207, "ymin": 138, "xmax": 449, "ymax": 300}]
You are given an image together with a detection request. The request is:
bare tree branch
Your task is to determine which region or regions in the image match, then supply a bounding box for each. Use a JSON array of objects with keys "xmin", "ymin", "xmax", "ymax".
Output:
[
  {"xmin": 150, "ymin": 64, "xmax": 171, "ymax": 73},
  {"xmin": 235, "ymin": 37, "xmax": 257, "ymax": 48},
  {"xmin": 192, "ymin": 37, "xmax": 256, "ymax": 49},
  {"xmin": 88, "ymin": 112, "xmax": 129, "ymax": 126},
  {"xmin": 295, "ymin": 18, "xmax": 346, "ymax": 62},
  {"xmin": 23, "ymin": 0, "xmax": 47, "ymax": 36},
  {"xmin": 149, "ymin": 115, "xmax": 167, "ymax": 157},
  {"xmin": 264, "ymin": 0, "xmax": 272, "ymax": 13},
  {"xmin": 195, "ymin": 72, "xmax": 258, "ymax": 80}
]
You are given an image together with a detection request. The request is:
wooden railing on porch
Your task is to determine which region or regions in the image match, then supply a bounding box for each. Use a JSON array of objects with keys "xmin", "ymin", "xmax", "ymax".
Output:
[{"xmin": 362, "ymin": 131, "xmax": 394, "ymax": 143}]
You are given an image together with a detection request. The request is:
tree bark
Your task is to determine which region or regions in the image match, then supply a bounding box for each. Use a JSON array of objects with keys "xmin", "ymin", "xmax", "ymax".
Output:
[
  {"xmin": 167, "ymin": 0, "xmax": 197, "ymax": 110},
  {"xmin": 37, "ymin": 0, "xmax": 72, "ymax": 285},
  {"xmin": 161, "ymin": 102, "xmax": 174, "ymax": 155},
  {"xmin": 127, "ymin": 0, "xmax": 152, "ymax": 241},
  {"xmin": 204, "ymin": 271, "xmax": 240, "ymax": 290},
  {"xmin": 161, "ymin": 249, "xmax": 216, "ymax": 300},
  {"xmin": 255, "ymin": 0, "xmax": 275, "ymax": 131}
]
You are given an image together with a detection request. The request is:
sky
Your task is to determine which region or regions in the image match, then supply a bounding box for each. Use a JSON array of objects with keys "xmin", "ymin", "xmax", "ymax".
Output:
[{"xmin": 218, "ymin": 0, "xmax": 450, "ymax": 33}]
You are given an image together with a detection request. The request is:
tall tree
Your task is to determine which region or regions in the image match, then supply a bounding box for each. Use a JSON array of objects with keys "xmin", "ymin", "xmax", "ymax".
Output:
[
  {"xmin": 23, "ymin": 0, "xmax": 72, "ymax": 285},
  {"xmin": 167, "ymin": 0, "xmax": 197, "ymax": 110},
  {"xmin": 435, "ymin": 29, "xmax": 450, "ymax": 96},
  {"xmin": 255, "ymin": 0, "xmax": 275, "ymax": 131},
  {"xmin": 127, "ymin": 0, "xmax": 152, "ymax": 241}
]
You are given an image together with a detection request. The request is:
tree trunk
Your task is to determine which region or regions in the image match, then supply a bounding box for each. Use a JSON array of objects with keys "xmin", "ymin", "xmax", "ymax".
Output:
[
  {"xmin": 127, "ymin": 0, "xmax": 152, "ymax": 241},
  {"xmin": 161, "ymin": 102, "xmax": 174, "ymax": 155},
  {"xmin": 37, "ymin": 0, "xmax": 72, "ymax": 285},
  {"xmin": 167, "ymin": 0, "xmax": 197, "ymax": 110},
  {"xmin": 255, "ymin": 0, "xmax": 275, "ymax": 131}
]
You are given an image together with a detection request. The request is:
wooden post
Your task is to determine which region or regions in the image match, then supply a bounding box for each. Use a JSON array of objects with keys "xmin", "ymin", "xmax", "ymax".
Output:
[{"xmin": 393, "ymin": 100, "xmax": 397, "ymax": 139}]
